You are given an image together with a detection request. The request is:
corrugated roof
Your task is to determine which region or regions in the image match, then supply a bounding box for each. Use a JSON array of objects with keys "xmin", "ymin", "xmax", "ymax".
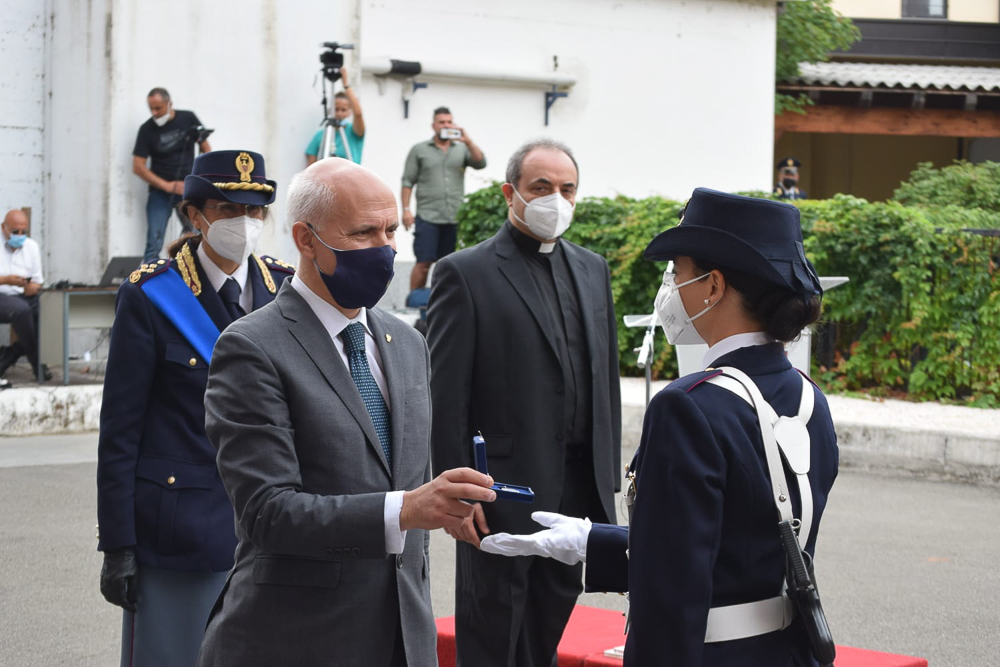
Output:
[{"xmin": 785, "ymin": 62, "xmax": 1000, "ymax": 92}]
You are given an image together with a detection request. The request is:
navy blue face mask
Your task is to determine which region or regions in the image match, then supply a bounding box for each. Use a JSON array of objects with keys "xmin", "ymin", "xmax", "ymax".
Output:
[{"xmin": 308, "ymin": 224, "xmax": 396, "ymax": 310}]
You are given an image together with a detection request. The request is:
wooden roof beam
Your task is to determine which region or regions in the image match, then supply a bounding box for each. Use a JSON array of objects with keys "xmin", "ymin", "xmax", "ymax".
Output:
[{"xmin": 776, "ymin": 105, "xmax": 1000, "ymax": 137}]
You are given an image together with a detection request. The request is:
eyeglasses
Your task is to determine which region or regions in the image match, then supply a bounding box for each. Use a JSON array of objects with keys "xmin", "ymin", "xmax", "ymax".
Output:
[{"xmin": 202, "ymin": 203, "xmax": 268, "ymax": 219}]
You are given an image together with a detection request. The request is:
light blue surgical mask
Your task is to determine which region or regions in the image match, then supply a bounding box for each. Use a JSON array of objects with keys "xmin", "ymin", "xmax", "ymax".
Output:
[{"xmin": 7, "ymin": 233, "xmax": 26, "ymax": 249}]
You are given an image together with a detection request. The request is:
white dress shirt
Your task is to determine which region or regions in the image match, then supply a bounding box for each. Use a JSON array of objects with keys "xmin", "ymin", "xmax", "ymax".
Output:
[
  {"xmin": 196, "ymin": 243, "xmax": 253, "ymax": 313},
  {"xmin": 0, "ymin": 237, "xmax": 44, "ymax": 296},
  {"xmin": 702, "ymin": 331, "xmax": 775, "ymax": 368},
  {"xmin": 290, "ymin": 274, "xmax": 405, "ymax": 553}
]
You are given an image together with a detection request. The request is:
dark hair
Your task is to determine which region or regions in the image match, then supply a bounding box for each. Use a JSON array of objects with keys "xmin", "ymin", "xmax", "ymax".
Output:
[
  {"xmin": 433, "ymin": 106, "xmax": 451, "ymax": 117},
  {"xmin": 692, "ymin": 258, "xmax": 821, "ymax": 343},
  {"xmin": 167, "ymin": 232, "xmax": 201, "ymax": 258},
  {"xmin": 505, "ymin": 139, "xmax": 579, "ymax": 189},
  {"xmin": 334, "ymin": 91, "xmax": 349, "ymax": 101},
  {"xmin": 147, "ymin": 87, "xmax": 171, "ymax": 102}
]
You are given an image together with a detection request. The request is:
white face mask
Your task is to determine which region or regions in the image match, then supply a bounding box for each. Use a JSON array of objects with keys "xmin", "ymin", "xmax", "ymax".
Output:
[
  {"xmin": 512, "ymin": 188, "xmax": 574, "ymax": 240},
  {"xmin": 152, "ymin": 106, "xmax": 172, "ymax": 127},
  {"xmin": 203, "ymin": 214, "xmax": 263, "ymax": 263},
  {"xmin": 654, "ymin": 270, "xmax": 715, "ymax": 345}
]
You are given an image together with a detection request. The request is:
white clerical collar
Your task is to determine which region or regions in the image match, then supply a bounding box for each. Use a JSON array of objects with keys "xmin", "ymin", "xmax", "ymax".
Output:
[
  {"xmin": 539, "ymin": 241, "xmax": 556, "ymax": 254},
  {"xmin": 290, "ymin": 274, "xmax": 371, "ymax": 340},
  {"xmin": 702, "ymin": 331, "xmax": 774, "ymax": 368},
  {"xmin": 197, "ymin": 242, "xmax": 249, "ymax": 294}
]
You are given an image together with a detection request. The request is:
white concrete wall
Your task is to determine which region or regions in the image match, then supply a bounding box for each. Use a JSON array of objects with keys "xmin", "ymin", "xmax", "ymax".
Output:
[
  {"xmin": 45, "ymin": 0, "xmax": 115, "ymax": 283},
  {"xmin": 29, "ymin": 0, "xmax": 776, "ymax": 282},
  {"xmin": 950, "ymin": 0, "xmax": 1000, "ymax": 22},
  {"xmin": 357, "ymin": 0, "xmax": 777, "ymax": 209},
  {"xmin": 1, "ymin": 0, "xmax": 46, "ymax": 234},
  {"xmin": 833, "ymin": 0, "xmax": 999, "ymax": 21}
]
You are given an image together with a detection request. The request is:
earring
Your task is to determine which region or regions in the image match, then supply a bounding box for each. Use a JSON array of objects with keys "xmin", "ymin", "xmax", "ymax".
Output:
[{"xmin": 704, "ymin": 299, "xmax": 711, "ymax": 305}]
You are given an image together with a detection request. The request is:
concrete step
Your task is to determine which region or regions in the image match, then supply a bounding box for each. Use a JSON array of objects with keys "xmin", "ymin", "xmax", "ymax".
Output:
[{"xmin": 3, "ymin": 372, "xmax": 997, "ymax": 485}]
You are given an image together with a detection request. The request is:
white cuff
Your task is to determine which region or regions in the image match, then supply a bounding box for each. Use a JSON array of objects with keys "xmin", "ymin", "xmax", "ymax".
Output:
[{"xmin": 384, "ymin": 490, "xmax": 407, "ymax": 554}]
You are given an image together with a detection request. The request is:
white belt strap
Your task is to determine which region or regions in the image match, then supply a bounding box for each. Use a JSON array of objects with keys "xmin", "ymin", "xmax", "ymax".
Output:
[
  {"xmin": 705, "ymin": 595, "xmax": 795, "ymax": 643},
  {"xmin": 702, "ymin": 367, "xmax": 816, "ymax": 643}
]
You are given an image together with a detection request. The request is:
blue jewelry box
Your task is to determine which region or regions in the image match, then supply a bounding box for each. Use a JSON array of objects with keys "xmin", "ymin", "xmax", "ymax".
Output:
[{"xmin": 473, "ymin": 435, "xmax": 534, "ymax": 503}]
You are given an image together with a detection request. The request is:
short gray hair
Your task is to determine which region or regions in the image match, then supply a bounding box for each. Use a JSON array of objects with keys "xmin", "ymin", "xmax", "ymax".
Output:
[
  {"xmin": 505, "ymin": 139, "xmax": 579, "ymax": 188},
  {"xmin": 286, "ymin": 171, "xmax": 337, "ymax": 228}
]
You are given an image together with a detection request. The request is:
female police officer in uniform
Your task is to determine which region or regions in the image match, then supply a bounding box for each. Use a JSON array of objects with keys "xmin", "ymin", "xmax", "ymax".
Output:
[
  {"xmin": 482, "ymin": 188, "xmax": 839, "ymax": 666},
  {"xmin": 96, "ymin": 150, "xmax": 294, "ymax": 667}
]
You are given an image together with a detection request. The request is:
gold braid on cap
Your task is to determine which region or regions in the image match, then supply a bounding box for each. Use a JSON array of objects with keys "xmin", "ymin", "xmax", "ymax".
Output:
[{"xmin": 213, "ymin": 182, "xmax": 275, "ymax": 193}]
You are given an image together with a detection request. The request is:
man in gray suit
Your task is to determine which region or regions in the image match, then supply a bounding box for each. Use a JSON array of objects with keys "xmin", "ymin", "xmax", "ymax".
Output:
[
  {"xmin": 427, "ymin": 139, "xmax": 621, "ymax": 666},
  {"xmin": 197, "ymin": 159, "xmax": 496, "ymax": 667}
]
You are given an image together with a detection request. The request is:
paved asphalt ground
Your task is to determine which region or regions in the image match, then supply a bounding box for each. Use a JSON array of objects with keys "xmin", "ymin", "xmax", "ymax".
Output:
[{"xmin": 2, "ymin": 434, "xmax": 998, "ymax": 666}]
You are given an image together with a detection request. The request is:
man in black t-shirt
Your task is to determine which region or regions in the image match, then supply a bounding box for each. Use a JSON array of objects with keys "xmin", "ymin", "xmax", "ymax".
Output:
[{"xmin": 133, "ymin": 87, "xmax": 211, "ymax": 262}]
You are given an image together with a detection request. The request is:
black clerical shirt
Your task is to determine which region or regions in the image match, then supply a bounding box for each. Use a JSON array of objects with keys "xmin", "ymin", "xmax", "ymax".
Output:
[{"xmin": 505, "ymin": 221, "xmax": 593, "ymax": 452}]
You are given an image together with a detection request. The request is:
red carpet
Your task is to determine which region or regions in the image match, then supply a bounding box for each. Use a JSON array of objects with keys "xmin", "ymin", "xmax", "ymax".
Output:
[{"xmin": 436, "ymin": 606, "xmax": 928, "ymax": 666}]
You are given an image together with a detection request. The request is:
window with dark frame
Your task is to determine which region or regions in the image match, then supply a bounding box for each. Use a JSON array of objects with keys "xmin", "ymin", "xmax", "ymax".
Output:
[{"xmin": 902, "ymin": 0, "xmax": 948, "ymax": 19}]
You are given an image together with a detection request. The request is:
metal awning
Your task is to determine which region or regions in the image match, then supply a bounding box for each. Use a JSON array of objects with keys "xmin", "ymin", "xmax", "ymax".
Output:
[{"xmin": 784, "ymin": 61, "xmax": 1000, "ymax": 93}]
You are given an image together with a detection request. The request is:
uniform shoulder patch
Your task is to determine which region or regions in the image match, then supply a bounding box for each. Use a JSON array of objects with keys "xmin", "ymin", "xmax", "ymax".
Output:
[
  {"xmin": 128, "ymin": 259, "xmax": 172, "ymax": 285},
  {"xmin": 675, "ymin": 368, "xmax": 725, "ymax": 394},
  {"xmin": 260, "ymin": 255, "xmax": 295, "ymax": 274}
]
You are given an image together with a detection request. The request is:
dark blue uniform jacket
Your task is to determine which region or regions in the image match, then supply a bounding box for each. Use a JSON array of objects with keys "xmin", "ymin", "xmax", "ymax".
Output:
[
  {"xmin": 586, "ymin": 343, "xmax": 838, "ymax": 666},
  {"xmin": 96, "ymin": 245, "xmax": 293, "ymax": 572}
]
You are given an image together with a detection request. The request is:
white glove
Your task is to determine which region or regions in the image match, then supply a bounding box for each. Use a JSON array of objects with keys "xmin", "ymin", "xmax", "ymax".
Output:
[{"xmin": 480, "ymin": 511, "xmax": 592, "ymax": 565}]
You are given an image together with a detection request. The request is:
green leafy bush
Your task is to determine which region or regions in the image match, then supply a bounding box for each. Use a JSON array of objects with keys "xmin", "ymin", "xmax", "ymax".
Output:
[
  {"xmin": 893, "ymin": 161, "xmax": 1000, "ymax": 216},
  {"xmin": 800, "ymin": 196, "xmax": 999, "ymax": 406},
  {"xmin": 454, "ymin": 183, "xmax": 1000, "ymax": 406}
]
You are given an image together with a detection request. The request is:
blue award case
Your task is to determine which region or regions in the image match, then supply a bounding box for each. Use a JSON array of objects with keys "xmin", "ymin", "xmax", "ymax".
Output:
[{"xmin": 472, "ymin": 435, "xmax": 535, "ymax": 503}]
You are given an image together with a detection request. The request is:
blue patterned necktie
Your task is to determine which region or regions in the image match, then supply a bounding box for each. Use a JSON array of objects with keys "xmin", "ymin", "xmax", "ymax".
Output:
[{"xmin": 340, "ymin": 322, "xmax": 392, "ymax": 468}]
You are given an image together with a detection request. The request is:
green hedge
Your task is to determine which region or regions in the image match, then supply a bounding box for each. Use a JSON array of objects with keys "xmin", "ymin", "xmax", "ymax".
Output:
[{"xmin": 454, "ymin": 180, "xmax": 1000, "ymax": 406}]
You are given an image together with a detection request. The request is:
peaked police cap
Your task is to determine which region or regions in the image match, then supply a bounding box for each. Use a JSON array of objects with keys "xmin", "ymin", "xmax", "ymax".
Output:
[
  {"xmin": 644, "ymin": 188, "xmax": 822, "ymax": 298},
  {"xmin": 184, "ymin": 150, "xmax": 277, "ymax": 206}
]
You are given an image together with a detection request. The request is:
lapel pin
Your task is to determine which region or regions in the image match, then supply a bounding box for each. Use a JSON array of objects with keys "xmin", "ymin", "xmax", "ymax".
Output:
[{"xmin": 385, "ymin": 334, "xmax": 392, "ymax": 343}]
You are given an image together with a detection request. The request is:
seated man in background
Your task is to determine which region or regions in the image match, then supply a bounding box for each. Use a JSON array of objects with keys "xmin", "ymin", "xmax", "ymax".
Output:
[{"xmin": 0, "ymin": 209, "xmax": 50, "ymax": 382}]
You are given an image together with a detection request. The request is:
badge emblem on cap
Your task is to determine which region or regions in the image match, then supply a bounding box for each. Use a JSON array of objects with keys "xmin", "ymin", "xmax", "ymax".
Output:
[{"xmin": 236, "ymin": 152, "xmax": 255, "ymax": 183}]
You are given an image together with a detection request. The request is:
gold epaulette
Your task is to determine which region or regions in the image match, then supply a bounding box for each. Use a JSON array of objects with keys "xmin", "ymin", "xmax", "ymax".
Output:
[
  {"xmin": 251, "ymin": 255, "xmax": 276, "ymax": 294},
  {"xmin": 261, "ymin": 255, "xmax": 295, "ymax": 273},
  {"xmin": 176, "ymin": 242, "xmax": 202, "ymax": 296},
  {"xmin": 128, "ymin": 259, "xmax": 170, "ymax": 285},
  {"xmin": 256, "ymin": 255, "xmax": 295, "ymax": 294}
]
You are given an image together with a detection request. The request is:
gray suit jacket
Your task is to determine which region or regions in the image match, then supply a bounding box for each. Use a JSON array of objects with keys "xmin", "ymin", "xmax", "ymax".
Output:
[{"xmin": 197, "ymin": 283, "xmax": 436, "ymax": 667}]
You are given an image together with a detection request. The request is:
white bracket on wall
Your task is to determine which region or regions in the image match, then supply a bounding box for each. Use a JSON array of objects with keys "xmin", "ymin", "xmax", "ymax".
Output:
[{"xmin": 361, "ymin": 58, "xmax": 576, "ymax": 124}]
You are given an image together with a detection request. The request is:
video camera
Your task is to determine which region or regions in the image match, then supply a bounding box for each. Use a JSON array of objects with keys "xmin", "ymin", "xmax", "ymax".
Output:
[
  {"xmin": 320, "ymin": 41, "xmax": 354, "ymax": 83},
  {"xmin": 188, "ymin": 125, "xmax": 214, "ymax": 144}
]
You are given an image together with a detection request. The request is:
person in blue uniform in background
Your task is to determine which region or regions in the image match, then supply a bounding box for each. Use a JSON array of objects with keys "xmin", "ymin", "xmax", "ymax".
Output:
[
  {"xmin": 96, "ymin": 150, "xmax": 294, "ymax": 667},
  {"xmin": 482, "ymin": 188, "xmax": 839, "ymax": 666},
  {"xmin": 775, "ymin": 157, "xmax": 808, "ymax": 200}
]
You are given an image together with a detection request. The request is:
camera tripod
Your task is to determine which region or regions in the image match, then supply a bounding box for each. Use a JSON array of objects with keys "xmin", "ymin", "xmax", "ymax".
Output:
[
  {"xmin": 318, "ymin": 117, "xmax": 353, "ymax": 162},
  {"xmin": 317, "ymin": 41, "xmax": 354, "ymax": 162}
]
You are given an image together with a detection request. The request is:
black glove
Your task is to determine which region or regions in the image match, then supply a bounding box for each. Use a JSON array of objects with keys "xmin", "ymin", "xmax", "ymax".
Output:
[{"xmin": 100, "ymin": 547, "xmax": 139, "ymax": 612}]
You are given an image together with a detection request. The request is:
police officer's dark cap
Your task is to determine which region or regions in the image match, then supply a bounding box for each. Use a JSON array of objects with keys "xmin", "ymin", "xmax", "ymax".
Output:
[
  {"xmin": 776, "ymin": 156, "xmax": 801, "ymax": 171},
  {"xmin": 644, "ymin": 187, "xmax": 822, "ymax": 298},
  {"xmin": 184, "ymin": 150, "xmax": 277, "ymax": 206}
]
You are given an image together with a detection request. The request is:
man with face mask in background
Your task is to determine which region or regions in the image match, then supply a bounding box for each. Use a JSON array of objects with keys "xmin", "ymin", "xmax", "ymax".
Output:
[
  {"xmin": 196, "ymin": 158, "xmax": 496, "ymax": 667},
  {"xmin": 133, "ymin": 87, "xmax": 212, "ymax": 263},
  {"xmin": 97, "ymin": 150, "xmax": 293, "ymax": 667},
  {"xmin": 305, "ymin": 66, "xmax": 366, "ymax": 165},
  {"xmin": 774, "ymin": 157, "xmax": 808, "ymax": 200},
  {"xmin": 0, "ymin": 208, "xmax": 49, "ymax": 382},
  {"xmin": 426, "ymin": 139, "xmax": 622, "ymax": 667}
]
